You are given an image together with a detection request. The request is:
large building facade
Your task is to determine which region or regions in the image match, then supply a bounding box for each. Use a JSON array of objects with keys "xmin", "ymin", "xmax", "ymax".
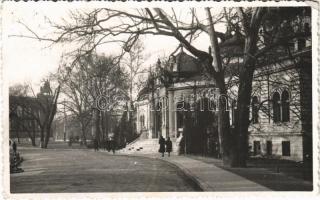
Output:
[
  {"xmin": 135, "ymin": 7, "xmax": 312, "ymax": 161},
  {"xmin": 227, "ymin": 47, "xmax": 311, "ymax": 161},
  {"xmin": 136, "ymin": 50, "xmax": 221, "ymax": 156},
  {"xmin": 226, "ymin": 7, "xmax": 312, "ymax": 161}
]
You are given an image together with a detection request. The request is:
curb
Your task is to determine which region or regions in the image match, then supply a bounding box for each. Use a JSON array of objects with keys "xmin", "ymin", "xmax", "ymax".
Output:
[
  {"xmin": 158, "ymin": 158, "xmax": 213, "ymax": 191},
  {"xmin": 113, "ymin": 152, "xmax": 212, "ymax": 191},
  {"xmin": 162, "ymin": 158, "xmax": 214, "ymax": 191}
]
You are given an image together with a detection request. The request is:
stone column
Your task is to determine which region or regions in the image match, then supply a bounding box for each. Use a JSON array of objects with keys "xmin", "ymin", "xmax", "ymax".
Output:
[{"xmin": 168, "ymin": 90, "xmax": 176, "ymax": 139}]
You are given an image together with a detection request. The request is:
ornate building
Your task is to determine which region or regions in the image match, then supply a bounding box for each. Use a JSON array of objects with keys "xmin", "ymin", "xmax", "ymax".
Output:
[
  {"xmin": 132, "ymin": 7, "xmax": 312, "ymax": 162},
  {"xmin": 226, "ymin": 7, "xmax": 312, "ymax": 161},
  {"xmin": 135, "ymin": 48, "xmax": 219, "ymax": 155},
  {"xmin": 227, "ymin": 45, "xmax": 311, "ymax": 161}
]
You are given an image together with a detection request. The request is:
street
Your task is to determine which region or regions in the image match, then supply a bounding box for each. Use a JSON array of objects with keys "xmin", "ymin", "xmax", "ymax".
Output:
[{"xmin": 10, "ymin": 148, "xmax": 200, "ymax": 193}]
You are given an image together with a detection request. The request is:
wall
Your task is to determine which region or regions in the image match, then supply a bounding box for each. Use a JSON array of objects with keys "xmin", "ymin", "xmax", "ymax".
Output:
[{"xmin": 228, "ymin": 57, "xmax": 304, "ymax": 161}]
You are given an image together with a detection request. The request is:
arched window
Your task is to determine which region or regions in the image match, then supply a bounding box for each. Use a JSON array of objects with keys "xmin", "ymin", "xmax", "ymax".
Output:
[
  {"xmin": 281, "ymin": 90, "xmax": 290, "ymax": 122},
  {"xmin": 218, "ymin": 95, "xmax": 229, "ymax": 112},
  {"xmin": 273, "ymin": 92, "xmax": 281, "ymax": 123},
  {"xmin": 252, "ymin": 96, "xmax": 259, "ymax": 124}
]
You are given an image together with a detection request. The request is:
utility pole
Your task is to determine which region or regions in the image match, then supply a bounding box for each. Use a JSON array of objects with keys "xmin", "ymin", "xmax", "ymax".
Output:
[{"xmin": 267, "ymin": 73, "xmax": 270, "ymax": 123}]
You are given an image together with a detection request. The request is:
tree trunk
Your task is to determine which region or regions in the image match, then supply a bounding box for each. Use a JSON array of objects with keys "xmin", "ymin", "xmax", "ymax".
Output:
[
  {"xmin": 95, "ymin": 110, "xmax": 101, "ymax": 145},
  {"xmin": 298, "ymin": 58, "xmax": 312, "ymax": 179},
  {"xmin": 31, "ymin": 121, "xmax": 36, "ymax": 146},
  {"xmin": 215, "ymin": 76, "xmax": 233, "ymax": 166},
  {"xmin": 80, "ymin": 121, "xmax": 87, "ymax": 146},
  {"xmin": 229, "ymin": 7, "xmax": 266, "ymax": 167},
  {"xmin": 91, "ymin": 108, "xmax": 98, "ymax": 141},
  {"xmin": 101, "ymin": 111, "xmax": 106, "ymax": 142},
  {"xmin": 40, "ymin": 128, "xmax": 45, "ymax": 148},
  {"xmin": 105, "ymin": 112, "xmax": 109, "ymax": 139},
  {"xmin": 44, "ymin": 125, "xmax": 51, "ymax": 148},
  {"xmin": 42, "ymin": 85, "xmax": 60, "ymax": 149},
  {"xmin": 16, "ymin": 121, "xmax": 21, "ymax": 144},
  {"xmin": 31, "ymin": 132, "xmax": 36, "ymax": 146},
  {"xmin": 233, "ymin": 31, "xmax": 259, "ymax": 167},
  {"xmin": 233, "ymin": 70, "xmax": 254, "ymax": 167},
  {"xmin": 26, "ymin": 130, "xmax": 36, "ymax": 147},
  {"xmin": 205, "ymin": 8, "xmax": 236, "ymax": 166}
]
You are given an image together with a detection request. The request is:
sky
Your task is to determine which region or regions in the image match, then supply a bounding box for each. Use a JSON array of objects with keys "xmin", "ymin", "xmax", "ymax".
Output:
[{"xmin": 2, "ymin": 3, "xmax": 225, "ymax": 92}]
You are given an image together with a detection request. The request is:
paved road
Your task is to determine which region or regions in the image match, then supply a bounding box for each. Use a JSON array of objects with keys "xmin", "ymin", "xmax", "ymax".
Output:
[{"xmin": 11, "ymin": 148, "xmax": 200, "ymax": 193}]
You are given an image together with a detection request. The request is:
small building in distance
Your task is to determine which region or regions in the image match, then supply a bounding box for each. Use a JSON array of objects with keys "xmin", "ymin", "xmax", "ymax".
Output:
[{"xmin": 9, "ymin": 95, "xmax": 42, "ymax": 144}]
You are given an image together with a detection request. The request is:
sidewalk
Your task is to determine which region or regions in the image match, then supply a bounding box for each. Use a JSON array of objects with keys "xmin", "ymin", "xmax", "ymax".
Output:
[
  {"xmin": 156, "ymin": 155, "xmax": 270, "ymax": 191},
  {"xmin": 119, "ymin": 153, "xmax": 313, "ymax": 191}
]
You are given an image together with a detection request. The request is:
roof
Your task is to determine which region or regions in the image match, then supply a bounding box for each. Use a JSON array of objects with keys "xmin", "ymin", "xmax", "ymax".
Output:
[
  {"xmin": 137, "ymin": 86, "xmax": 150, "ymax": 101},
  {"xmin": 174, "ymin": 51, "xmax": 200, "ymax": 73},
  {"xmin": 219, "ymin": 34, "xmax": 244, "ymax": 57}
]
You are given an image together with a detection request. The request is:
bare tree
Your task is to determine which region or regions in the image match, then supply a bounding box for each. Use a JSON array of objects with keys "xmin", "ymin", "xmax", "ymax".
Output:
[
  {"xmin": 9, "ymin": 79, "xmax": 60, "ymax": 148},
  {"xmin": 123, "ymin": 39, "xmax": 148, "ymax": 104},
  {"xmin": 56, "ymin": 57, "xmax": 93, "ymax": 146},
  {"xmin": 17, "ymin": 7, "xmax": 310, "ymax": 166},
  {"xmin": 59, "ymin": 53, "xmax": 129, "ymax": 145},
  {"xmin": 35, "ymin": 79, "xmax": 61, "ymax": 148}
]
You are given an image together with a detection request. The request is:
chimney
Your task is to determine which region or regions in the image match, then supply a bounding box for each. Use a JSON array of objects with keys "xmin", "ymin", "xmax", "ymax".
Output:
[{"xmin": 179, "ymin": 43, "xmax": 184, "ymax": 52}]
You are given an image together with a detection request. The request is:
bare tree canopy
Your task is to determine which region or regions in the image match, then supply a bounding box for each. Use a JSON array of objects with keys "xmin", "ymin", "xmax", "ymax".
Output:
[{"xmin": 15, "ymin": 7, "xmax": 311, "ymax": 167}]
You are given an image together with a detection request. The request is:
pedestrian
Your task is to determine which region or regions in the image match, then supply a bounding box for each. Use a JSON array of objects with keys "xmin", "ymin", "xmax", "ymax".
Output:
[
  {"xmin": 103, "ymin": 139, "xmax": 107, "ymax": 151},
  {"xmin": 165, "ymin": 137, "xmax": 172, "ymax": 157},
  {"xmin": 93, "ymin": 138, "xmax": 99, "ymax": 152},
  {"xmin": 107, "ymin": 139, "xmax": 111, "ymax": 152},
  {"xmin": 111, "ymin": 139, "xmax": 115, "ymax": 155},
  {"xmin": 68, "ymin": 136, "xmax": 73, "ymax": 147},
  {"xmin": 12, "ymin": 141, "xmax": 17, "ymax": 154},
  {"xmin": 158, "ymin": 135, "xmax": 165, "ymax": 157}
]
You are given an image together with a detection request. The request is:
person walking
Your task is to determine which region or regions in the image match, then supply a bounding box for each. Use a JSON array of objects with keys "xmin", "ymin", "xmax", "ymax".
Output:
[
  {"xmin": 165, "ymin": 137, "xmax": 172, "ymax": 157},
  {"xmin": 111, "ymin": 140, "xmax": 115, "ymax": 155},
  {"xmin": 158, "ymin": 135, "xmax": 165, "ymax": 157},
  {"xmin": 103, "ymin": 139, "xmax": 108, "ymax": 151},
  {"xmin": 93, "ymin": 138, "xmax": 99, "ymax": 152},
  {"xmin": 12, "ymin": 141, "xmax": 17, "ymax": 154}
]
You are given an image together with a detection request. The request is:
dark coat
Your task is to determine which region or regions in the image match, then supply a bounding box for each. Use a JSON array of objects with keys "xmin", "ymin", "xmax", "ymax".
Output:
[
  {"xmin": 166, "ymin": 140, "xmax": 172, "ymax": 153},
  {"xmin": 12, "ymin": 142, "xmax": 17, "ymax": 153},
  {"xmin": 158, "ymin": 137, "xmax": 165, "ymax": 153}
]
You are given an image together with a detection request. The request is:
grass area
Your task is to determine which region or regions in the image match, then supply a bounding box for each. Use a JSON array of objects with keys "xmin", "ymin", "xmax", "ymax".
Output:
[
  {"xmin": 189, "ymin": 155, "xmax": 313, "ymax": 191},
  {"xmin": 247, "ymin": 157, "xmax": 312, "ymax": 181}
]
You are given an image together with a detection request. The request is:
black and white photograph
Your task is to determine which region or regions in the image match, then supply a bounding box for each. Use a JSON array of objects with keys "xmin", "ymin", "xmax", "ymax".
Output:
[{"xmin": 1, "ymin": 1, "xmax": 319, "ymax": 198}]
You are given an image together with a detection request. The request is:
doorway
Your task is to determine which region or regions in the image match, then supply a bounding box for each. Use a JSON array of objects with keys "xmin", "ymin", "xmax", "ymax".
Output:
[
  {"xmin": 266, "ymin": 141, "xmax": 272, "ymax": 156},
  {"xmin": 253, "ymin": 141, "xmax": 261, "ymax": 156}
]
